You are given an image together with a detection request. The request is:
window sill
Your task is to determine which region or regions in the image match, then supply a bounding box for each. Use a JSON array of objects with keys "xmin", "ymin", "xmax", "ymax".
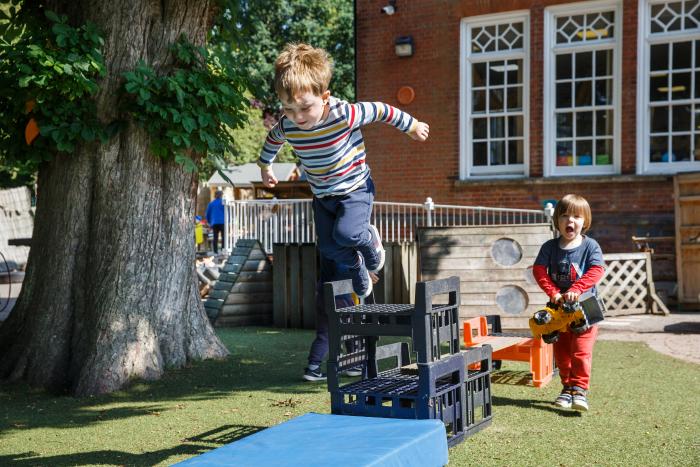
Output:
[{"xmin": 454, "ymin": 173, "xmax": 672, "ymax": 188}]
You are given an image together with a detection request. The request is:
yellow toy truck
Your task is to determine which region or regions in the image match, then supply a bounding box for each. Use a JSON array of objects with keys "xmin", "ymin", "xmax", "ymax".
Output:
[{"xmin": 529, "ymin": 292, "xmax": 606, "ymax": 344}]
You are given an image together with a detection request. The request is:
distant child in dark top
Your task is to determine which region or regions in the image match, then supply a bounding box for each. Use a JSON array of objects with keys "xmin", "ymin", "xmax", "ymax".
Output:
[{"xmin": 533, "ymin": 194, "xmax": 605, "ymax": 412}]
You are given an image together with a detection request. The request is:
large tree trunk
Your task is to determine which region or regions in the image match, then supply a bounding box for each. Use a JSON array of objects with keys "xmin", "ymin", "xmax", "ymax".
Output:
[{"xmin": 0, "ymin": 0, "xmax": 228, "ymax": 396}]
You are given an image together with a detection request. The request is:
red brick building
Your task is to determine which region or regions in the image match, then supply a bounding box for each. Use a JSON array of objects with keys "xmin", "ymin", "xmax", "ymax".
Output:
[{"xmin": 355, "ymin": 0, "xmax": 700, "ymax": 281}]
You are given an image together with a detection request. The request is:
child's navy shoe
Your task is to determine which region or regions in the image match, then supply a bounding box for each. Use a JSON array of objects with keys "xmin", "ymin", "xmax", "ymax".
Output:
[
  {"xmin": 554, "ymin": 386, "xmax": 573, "ymax": 408},
  {"xmin": 350, "ymin": 254, "xmax": 372, "ymax": 298},
  {"xmin": 571, "ymin": 387, "xmax": 589, "ymax": 411},
  {"xmin": 303, "ymin": 367, "xmax": 326, "ymax": 382},
  {"xmin": 360, "ymin": 224, "xmax": 385, "ymax": 273}
]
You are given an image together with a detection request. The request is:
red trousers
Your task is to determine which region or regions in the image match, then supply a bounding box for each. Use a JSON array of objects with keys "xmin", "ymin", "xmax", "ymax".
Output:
[{"xmin": 553, "ymin": 325, "xmax": 598, "ymax": 390}]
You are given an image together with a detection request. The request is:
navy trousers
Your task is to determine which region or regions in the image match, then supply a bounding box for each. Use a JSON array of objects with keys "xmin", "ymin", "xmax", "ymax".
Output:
[{"xmin": 312, "ymin": 177, "xmax": 375, "ymax": 269}]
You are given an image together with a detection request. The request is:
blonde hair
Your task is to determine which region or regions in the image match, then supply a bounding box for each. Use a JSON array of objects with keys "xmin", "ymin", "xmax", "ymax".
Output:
[
  {"xmin": 274, "ymin": 43, "xmax": 332, "ymax": 101},
  {"xmin": 553, "ymin": 194, "xmax": 592, "ymax": 232}
]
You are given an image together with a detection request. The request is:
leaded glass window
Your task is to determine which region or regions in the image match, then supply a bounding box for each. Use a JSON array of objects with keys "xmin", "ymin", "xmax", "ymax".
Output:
[{"xmin": 462, "ymin": 13, "xmax": 528, "ymax": 178}]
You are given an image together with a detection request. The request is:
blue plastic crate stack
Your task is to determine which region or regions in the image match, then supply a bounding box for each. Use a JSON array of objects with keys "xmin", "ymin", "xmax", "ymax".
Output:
[{"xmin": 324, "ymin": 276, "xmax": 493, "ymax": 447}]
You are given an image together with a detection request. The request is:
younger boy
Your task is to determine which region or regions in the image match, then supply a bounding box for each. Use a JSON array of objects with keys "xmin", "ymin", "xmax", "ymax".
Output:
[{"xmin": 259, "ymin": 43, "xmax": 429, "ymax": 297}]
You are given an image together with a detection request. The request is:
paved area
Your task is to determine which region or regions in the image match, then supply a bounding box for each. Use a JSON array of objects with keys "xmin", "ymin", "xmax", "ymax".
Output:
[{"xmin": 598, "ymin": 312, "xmax": 700, "ymax": 365}]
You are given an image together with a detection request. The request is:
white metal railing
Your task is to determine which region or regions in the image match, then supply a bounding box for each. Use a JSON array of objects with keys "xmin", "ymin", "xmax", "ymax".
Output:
[{"xmin": 225, "ymin": 197, "xmax": 551, "ymax": 254}]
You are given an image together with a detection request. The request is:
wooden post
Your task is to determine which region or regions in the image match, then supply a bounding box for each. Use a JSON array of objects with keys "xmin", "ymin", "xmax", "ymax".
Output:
[
  {"xmin": 288, "ymin": 244, "xmax": 302, "ymax": 328},
  {"xmin": 301, "ymin": 244, "xmax": 318, "ymax": 329},
  {"xmin": 272, "ymin": 243, "xmax": 288, "ymax": 327}
]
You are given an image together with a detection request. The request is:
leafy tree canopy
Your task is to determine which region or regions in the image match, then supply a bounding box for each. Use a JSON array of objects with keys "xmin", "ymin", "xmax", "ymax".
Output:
[{"xmin": 213, "ymin": 0, "xmax": 354, "ymax": 113}]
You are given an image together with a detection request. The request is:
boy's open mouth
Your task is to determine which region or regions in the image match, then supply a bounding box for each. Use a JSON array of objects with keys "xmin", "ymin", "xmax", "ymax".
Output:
[{"xmin": 566, "ymin": 226, "xmax": 574, "ymax": 233}]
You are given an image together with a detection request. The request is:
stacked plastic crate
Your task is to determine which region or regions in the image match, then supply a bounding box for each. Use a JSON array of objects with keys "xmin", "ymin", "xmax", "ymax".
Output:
[{"xmin": 324, "ymin": 276, "xmax": 493, "ymax": 447}]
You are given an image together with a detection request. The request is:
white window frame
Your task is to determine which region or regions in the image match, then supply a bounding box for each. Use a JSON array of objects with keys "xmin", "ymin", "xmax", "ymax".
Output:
[
  {"xmin": 543, "ymin": 0, "xmax": 622, "ymax": 177},
  {"xmin": 637, "ymin": 0, "xmax": 700, "ymax": 174},
  {"xmin": 460, "ymin": 11, "xmax": 530, "ymax": 180}
]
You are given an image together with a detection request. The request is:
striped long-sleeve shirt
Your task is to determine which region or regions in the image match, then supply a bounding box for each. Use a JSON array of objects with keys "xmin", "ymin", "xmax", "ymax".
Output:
[{"xmin": 258, "ymin": 96, "xmax": 418, "ymax": 197}]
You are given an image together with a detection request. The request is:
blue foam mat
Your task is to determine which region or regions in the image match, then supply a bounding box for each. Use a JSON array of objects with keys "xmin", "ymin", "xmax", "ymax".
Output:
[{"xmin": 174, "ymin": 412, "xmax": 448, "ymax": 467}]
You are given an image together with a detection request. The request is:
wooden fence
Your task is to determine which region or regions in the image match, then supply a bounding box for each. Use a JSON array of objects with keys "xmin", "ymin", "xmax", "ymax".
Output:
[
  {"xmin": 272, "ymin": 242, "xmax": 417, "ymax": 329},
  {"xmin": 599, "ymin": 252, "xmax": 670, "ymax": 316}
]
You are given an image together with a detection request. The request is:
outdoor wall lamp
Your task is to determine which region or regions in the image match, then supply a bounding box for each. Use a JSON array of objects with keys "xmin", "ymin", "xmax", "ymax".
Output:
[
  {"xmin": 381, "ymin": 0, "xmax": 396, "ymax": 15},
  {"xmin": 395, "ymin": 36, "xmax": 414, "ymax": 57}
]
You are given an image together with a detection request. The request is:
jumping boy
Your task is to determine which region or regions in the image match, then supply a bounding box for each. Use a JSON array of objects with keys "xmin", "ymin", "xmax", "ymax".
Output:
[{"xmin": 258, "ymin": 42, "xmax": 430, "ymax": 297}]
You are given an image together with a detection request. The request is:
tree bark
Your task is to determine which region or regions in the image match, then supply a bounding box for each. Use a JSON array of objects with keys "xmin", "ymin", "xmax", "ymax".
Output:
[{"xmin": 0, "ymin": 0, "xmax": 228, "ymax": 396}]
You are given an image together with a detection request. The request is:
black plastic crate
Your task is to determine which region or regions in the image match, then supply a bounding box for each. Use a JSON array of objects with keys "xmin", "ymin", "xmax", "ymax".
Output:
[
  {"xmin": 330, "ymin": 352, "xmax": 467, "ymax": 447},
  {"xmin": 461, "ymin": 346, "xmax": 493, "ymax": 436},
  {"xmin": 324, "ymin": 277, "xmax": 461, "ymax": 364}
]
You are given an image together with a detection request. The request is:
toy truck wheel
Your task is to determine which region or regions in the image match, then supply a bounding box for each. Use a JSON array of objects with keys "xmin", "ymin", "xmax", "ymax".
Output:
[
  {"xmin": 569, "ymin": 320, "xmax": 589, "ymax": 334},
  {"xmin": 533, "ymin": 310, "xmax": 552, "ymax": 325},
  {"xmin": 543, "ymin": 331, "xmax": 559, "ymax": 344}
]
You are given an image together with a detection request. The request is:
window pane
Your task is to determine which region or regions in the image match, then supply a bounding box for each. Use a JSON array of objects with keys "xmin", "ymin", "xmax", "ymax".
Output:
[
  {"xmin": 650, "ymin": 136, "xmax": 668, "ymax": 162},
  {"xmin": 490, "ymin": 117, "xmax": 505, "ymax": 138},
  {"xmin": 506, "ymin": 86, "xmax": 522, "ymax": 110},
  {"xmin": 650, "ymin": 106, "xmax": 669, "ymax": 133},
  {"xmin": 473, "ymin": 117, "xmax": 487, "ymax": 139},
  {"xmin": 697, "ymin": 72, "xmax": 700, "ymax": 98},
  {"xmin": 695, "ymin": 134, "xmax": 700, "ymax": 161},
  {"xmin": 672, "ymin": 105, "xmax": 691, "ymax": 131},
  {"xmin": 672, "ymin": 135, "xmax": 691, "ymax": 161},
  {"xmin": 595, "ymin": 49, "xmax": 613, "ymax": 77},
  {"xmin": 556, "ymin": 140, "xmax": 574, "ymax": 166},
  {"xmin": 650, "ymin": 44, "xmax": 669, "ymax": 71},
  {"xmin": 489, "ymin": 61, "xmax": 505, "ymax": 85},
  {"xmin": 473, "ymin": 142, "xmax": 487, "ymax": 166},
  {"xmin": 595, "ymin": 139, "xmax": 612, "ymax": 165},
  {"xmin": 508, "ymin": 139, "xmax": 524, "ymax": 164},
  {"xmin": 596, "ymin": 109, "xmax": 614, "ymax": 136},
  {"xmin": 489, "ymin": 88, "xmax": 504, "ymax": 112},
  {"xmin": 595, "ymin": 79, "xmax": 612, "ymax": 105},
  {"xmin": 673, "ymin": 41, "xmax": 692, "ymax": 70},
  {"xmin": 650, "ymin": 75, "xmax": 669, "ymax": 101},
  {"xmin": 671, "ymin": 72, "xmax": 692, "ymax": 99},
  {"xmin": 577, "ymin": 111, "xmax": 594, "ymax": 136},
  {"xmin": 576, "ymin": 140, "xmax": 593, "ymax": 165},
  {"xmin": 556, "ymin": 54, "xmax": 572, "ymax": 79},
  {"xmin": 506, "ymin": 60, "xmax": 522, "ymax": 85},
  {"xmin": 490, "ymin": 141, "xmax": 505, "ymax": 165},
  {"xmin": 508, "ymin": 115, "xmax": 523, "ymax": 137},
  {"xmin": 472, "ymin": 62, "xmax": 487, "ymax": 86},
  {"xmin": 557, "ymin": 112, "xmax": 573, "ymax": 137},
  {"xmin": 473, "ymin": 90, "xmax": 486, "ymax": 113},
  {"xmin": 556, "ymin": 82, "xmax": 572, "ymax": 108},
  {"xmin": 485, "ymin": 25, "xmax": 497, "ymax": 52},
  {"xmin": 575, "ymin": 81, "xmax": 592, "ymax": 106},
  {"xmin": 575, "ymin": 51, "xmax": 593, "ymax": 78}
]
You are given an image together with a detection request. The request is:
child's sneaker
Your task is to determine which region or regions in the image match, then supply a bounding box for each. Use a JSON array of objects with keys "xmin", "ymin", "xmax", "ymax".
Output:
[
  {"xmin": 554, "ymin": 386, "xmax": 573, "ymax": 408},
  {"xmin": 350, "ymin": 254, "xmax": 372, "ymax": 298},
  {"xmin": 571, "ymin": 387, "xmax": 589, "ymax": 411},
  {"xmin": 303, "ymin": 367, "xmax": 326, "ymax": 382},
  {"xmin": 361, "ymin": 224, "xmax": 385, "ymax": 273}
]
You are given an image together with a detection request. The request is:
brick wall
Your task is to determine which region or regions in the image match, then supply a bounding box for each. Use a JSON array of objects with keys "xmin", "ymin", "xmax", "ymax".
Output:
[{"xmin": 355, "ymin": 0, "xmax": 675, "ymax": 277}]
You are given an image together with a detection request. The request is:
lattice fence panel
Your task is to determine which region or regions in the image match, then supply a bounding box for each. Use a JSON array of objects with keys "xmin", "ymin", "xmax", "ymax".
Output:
[{"xmin": 599, "ymin": 253, "xmax": 669, "ymax": 316}]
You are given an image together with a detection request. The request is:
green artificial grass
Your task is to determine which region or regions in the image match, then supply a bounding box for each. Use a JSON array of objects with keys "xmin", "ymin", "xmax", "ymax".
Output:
[{"xmin": 0, "ymin": 327, "xmax": 698, "ymax": 466}]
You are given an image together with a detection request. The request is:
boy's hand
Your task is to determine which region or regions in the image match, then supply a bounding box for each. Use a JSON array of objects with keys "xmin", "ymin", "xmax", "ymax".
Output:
[
  {"xmin": 563, "ymin": 291, "xmax": 580, "ymax": 303},
  {"xmin": 551, "ymin": 293, "xmax": 563, "ymax": 304},
  {"xmin": 409, "ymin": 121, "xmax": 430, "ymax": 141},
  {"xmin": 261, "ymin": 167, "xmax": 278, "ymax": 188}
]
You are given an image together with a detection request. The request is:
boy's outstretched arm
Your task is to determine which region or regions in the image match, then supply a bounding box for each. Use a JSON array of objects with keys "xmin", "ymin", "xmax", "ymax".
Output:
[
  {"xmin": 345, "ymin": 101, "xmax": 428, "ymax": 141},
  {"xmin": 258, "ymin": 120, "xmax": 286, "ymax": 188}
]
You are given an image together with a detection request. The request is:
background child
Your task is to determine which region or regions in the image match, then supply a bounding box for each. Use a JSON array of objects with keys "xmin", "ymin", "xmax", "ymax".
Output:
[
  {"xmin": 532, "ymin": 194, "xmax": 605, "ymax": 412},
  {"xmin": 258, "ymin": 42, "xmax": 429, "ymax": 298}
]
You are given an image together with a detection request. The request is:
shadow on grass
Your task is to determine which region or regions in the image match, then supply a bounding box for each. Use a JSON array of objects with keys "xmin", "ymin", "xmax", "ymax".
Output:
[
  {"xmin": 0, "ymin": 327, "xmax": 323, "ymax": 435},
  {"xmin": 0, "ymin": 424, "xmax": 266, "ymax": 466},
  {"xmin": 492, "ymin": 395, "xmax": 581, "ymax": 417}
]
